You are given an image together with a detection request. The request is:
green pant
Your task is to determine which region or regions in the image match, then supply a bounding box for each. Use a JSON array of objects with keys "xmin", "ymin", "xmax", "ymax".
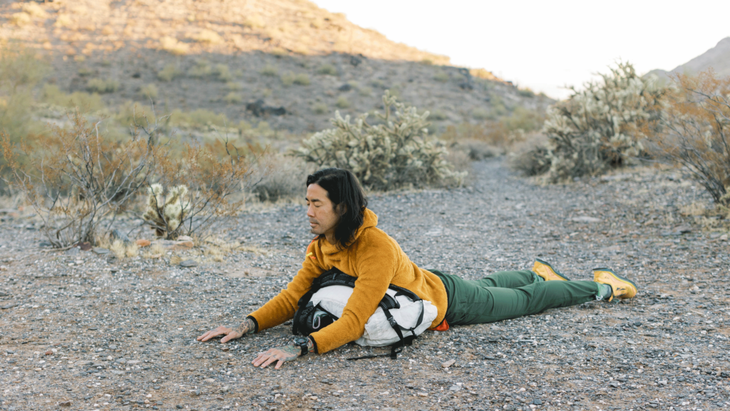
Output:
[{"xmin": 432, "ymin": 270, "xmax": 600, "ymax": 326}]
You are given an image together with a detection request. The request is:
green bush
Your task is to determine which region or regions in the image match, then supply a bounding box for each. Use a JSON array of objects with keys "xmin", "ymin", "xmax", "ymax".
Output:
[
  {"xmin": 540, "ymin": 62, "xmax": 668, "ymax": 182},
  {"xmin": 471, "ymin": 108, "xmax": 490, "ymax": 120},
  {"xmin": 41, "ymin": 84, "xmax": 104, "ymax": 113},
  {"xmin": 223, "ymin": 92, "xmax": 242, "ymax": 104},
  {"xmin": 188, "ymin": 59, "xmax": 212, "ymax": 78},
  {"xmin": 157, "ymin": 64, "xmax": 180, "ymax": 82},
  {"xmin": 260, "ymin": 65, "xmax": 278, "ymax": 77},
  {"xmin": 214, "ymin": 64, "xmax": 233, "ymax": 82},
  {"xmin": 87, "ymin": 78, "xmax": 119, "ymax": 94},
  {"xmin": 434, "ymin": 71, "xmax": 449, "ymax": 82},
  {"xmin": 0, "ymin": 46, "xmax": 48, "ymax": 146},
  {"xmin": 317, "ymin": 64, "xmax": 337, "ymax": 75},
  {"xmin": 293, "ymin": 73, "xmax": 310, "ymax": 86},
  {"xmin": 294, "ymin": 91, "xmax": 465, "ymax": 190},
  {"xmin": 139, "ymin": 84, "xmax": 158, "ymax": 100},
  {"xmin": 312, "ymin": 102, "xmax": 328, "ymax": 115},
  {"xmin": 280, "ymin": 72, "xmax": 295, "ymax": 86},
  {"xmin": 167, "ymin": 108, "xmax": 229, "ymax": 129},
  {"xmin": 335, "ymin": 96, "xmax": 349, "ymax": 109}
]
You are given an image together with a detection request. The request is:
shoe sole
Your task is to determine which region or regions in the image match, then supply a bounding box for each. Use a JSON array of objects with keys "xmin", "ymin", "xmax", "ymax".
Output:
[
  {"xmin": 594, "ymin": 268, "xmax": 637, "ymax": 299},
  {"xmin": 534, "ymin": 258, "xmax": 571, "ymax": 281}
]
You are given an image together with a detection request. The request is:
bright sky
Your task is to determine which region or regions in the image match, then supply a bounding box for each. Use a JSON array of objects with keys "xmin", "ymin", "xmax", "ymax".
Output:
[{"xmin": 311, "ymin": 0, "xmax": 730, "ymax": 100}]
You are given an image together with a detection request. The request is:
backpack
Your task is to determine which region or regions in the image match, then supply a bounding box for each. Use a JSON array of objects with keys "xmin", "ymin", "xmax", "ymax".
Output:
[{"xmin": 292, "ymin": 267, "xmax": 438, "ymax": 359}]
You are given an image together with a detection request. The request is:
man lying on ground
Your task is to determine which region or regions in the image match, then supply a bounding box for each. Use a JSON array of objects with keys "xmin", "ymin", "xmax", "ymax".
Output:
[{"xmin": 197, "ymin": 168, "xmax": 637, "ymax": 369}]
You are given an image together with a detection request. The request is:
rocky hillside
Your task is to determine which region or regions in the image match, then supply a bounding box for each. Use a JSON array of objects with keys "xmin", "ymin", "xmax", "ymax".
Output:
[
  {"xmin": 647, "ymin": 37, "xmax": 730, "ymax": 80},
  {"xmin": 0, "ymin": 0, "xmax": 551, "ymax": 135}
]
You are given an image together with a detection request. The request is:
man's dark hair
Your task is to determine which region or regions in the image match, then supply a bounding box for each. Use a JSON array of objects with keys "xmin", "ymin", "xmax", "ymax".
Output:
[{"xmin": 306, "ymin": 168, "xmax": 368, "ymax": 248}]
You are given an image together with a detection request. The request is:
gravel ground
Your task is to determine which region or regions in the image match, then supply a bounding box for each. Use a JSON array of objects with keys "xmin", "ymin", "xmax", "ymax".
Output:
[{"xmin": 1, "ymin": 158, "xmax": 729, "ymax": 411}]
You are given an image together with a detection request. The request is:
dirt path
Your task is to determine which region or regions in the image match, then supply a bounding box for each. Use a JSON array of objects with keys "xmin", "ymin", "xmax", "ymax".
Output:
[{"xmin": 1, "ymin": 158, "xmax": 729, "ymax": 410}]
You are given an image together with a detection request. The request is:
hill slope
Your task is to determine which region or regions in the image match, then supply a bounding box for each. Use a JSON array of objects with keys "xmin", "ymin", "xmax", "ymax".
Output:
[
  {"xmin": 0, "ymin": 0, "xmax": 550, "ymax": 135},
  {"xmin": 647, "ymin": 37, "xmax": 730, "ymax": 79}
]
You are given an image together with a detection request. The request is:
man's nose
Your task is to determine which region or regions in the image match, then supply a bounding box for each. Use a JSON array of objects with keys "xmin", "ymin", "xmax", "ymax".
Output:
[{"xmin": 306, "ymin": 205, "xmax": 314, "ymax": 217}]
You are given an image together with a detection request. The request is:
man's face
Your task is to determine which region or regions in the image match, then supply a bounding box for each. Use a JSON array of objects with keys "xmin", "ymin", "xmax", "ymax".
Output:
[{"xmin": 306, "ymin": 183, "xmax": 341, "ymax": 242}]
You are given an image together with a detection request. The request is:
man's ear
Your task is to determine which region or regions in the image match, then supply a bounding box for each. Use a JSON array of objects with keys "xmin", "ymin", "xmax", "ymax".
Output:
[{"xmin": 335, "ymin": 203, "xmax": 347, "ymax": 216}]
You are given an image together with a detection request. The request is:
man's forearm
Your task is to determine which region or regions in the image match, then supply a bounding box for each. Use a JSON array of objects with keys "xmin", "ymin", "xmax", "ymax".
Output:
[{"xmin": 235, "ymin": 317, "xmax": 256, "ymax": 335}]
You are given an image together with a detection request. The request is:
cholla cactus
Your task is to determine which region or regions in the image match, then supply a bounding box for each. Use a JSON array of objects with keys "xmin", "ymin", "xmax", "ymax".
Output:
[
  {"xmin": 142, "ymin": 183, "xmax": 189, "ymax": 238},
  {"xmin": 541, "ymin": 62, "xmax": 669, "ymax": 182},
  {"xmin": 294, "ymin": 91, "xmax": 465, "ymax": 190}
]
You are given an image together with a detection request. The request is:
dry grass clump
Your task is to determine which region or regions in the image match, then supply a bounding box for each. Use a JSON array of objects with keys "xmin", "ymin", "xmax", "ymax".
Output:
[
  {"xmin": 87, "ymin": 78, "xmax": 119, "ymax": 94},
  {"xmin": 110, "ymin": 240, "xmax": 126, "ymax": 259},
  {"xmin": 223, "ymin": 92, "xmax": 242, "ymax": 104},
  {"xmin": 335, "ymin": 96, "xmax": 349, "ymax": 109},
  {"xmin": 139, "ymin": 84, "xmax": 158, "ymax": 100},
  {"xmin": 316, "ymin": 64, "xmax": 337, "ymax": 75},
  {"xmin": 190, "ymin": 29, "xmax": 223, "ymax": 45},
  {"xmin": 157, "ymin": 64, "xmax": 181, "ymax": 82},
  {"xmin": 160, "ymin": 37, "xmax": 189, "ymax": 55},
  {"xmin": 260, "ymin": 65, "xmax": 278, "ymax": 77},
  {"xmin": 249, "ymin": 153, "xmax": 312, "ymax": 202}
]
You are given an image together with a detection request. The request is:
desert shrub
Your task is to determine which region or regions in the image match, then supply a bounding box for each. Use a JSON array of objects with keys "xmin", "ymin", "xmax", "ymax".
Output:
[
  {"xmin": 143, "ymin": 138, "xmax": 254, "ymax": 239},
  {"xmin": 312, "ymin": 102, "xmax": 328, "ymax": 115},
  {"xmin": 541, "ymin": 62, "xmax": 668, "ymax": 182},
  {"xmin": 260, "ymin": 65, "xmax": 278, "ymax": 77},
  {"xmin": 428, "ymin": 110, "xmax": 448, "ymax": 121},
  {"xmin": 41, "ymin": 84, "xmax": 104, "ymax": 113},
  {"xmin": 223, "ymin": 92, "xmax": 243, "ymax": 104},
  {"xmin": 280, "ymin": 72, "xmax": 295, "ymax": 86},
  {"xmin": 294, "ymin": 91, "xmax": 466, "ymax": 191},
  {"xmin": 649, "ymin": 71, "xmax": 730, "ymax": 206},
  {"xmin": 0, "ymin": 113, "xmax": 158, "ymax": 247},
  {"xmin": 160, "ymin": 36, "xmax": 189, "ymax": 55},
  {"xmin": 157, "ymin": 64, "xmax": 181, "ymax": 82},
  {"xmin": 317, "ymin": 64, "xmax": 337, "ymax": 75},
  {"xmin": 87, "ymin": 78, "xmax": 120, "ymax": 94},
  {"xmin": 226, "ymin": 81, "xmax": 242, "ymax": 91},
  {"xmin": 188, "ymin": 59, "xmax": 212, "ymax": 78},
  {"xmin": 358, "ymin": 87, "xmax": 372, "ymax": 97},
  {"xmin": 471, "ymin": 108, "xmax": 490, "ymax": 120},
  {"xmin": 518, "ymin": 88, "xmax": 535, "ymax": 98},
  {"xmin": 191, "ymin": 29, "xmax": 223, "ymax": 45},
  {"xmin": 167, "ymin": 108, "xmax": 229, "ymax": 130},
  {"xmin": 214, "ymin": 64, "xmax": 233, "ymax": 82},
  {"xmin": 434, "ymin": 71, "xmax": 449, "ymax": 82},
  {"xmin": 140, "ymin": 84, "xmax": 158, "ymax": 100},
  {"xmin": 509, "ymin": 133, "xmax": 552, "ymax": 176},
  {"xmin": 293, "ymin": 73, "xmax": 310, "ymax": 86},
  {"xmin": 335, "ymin": 96, "xmax": 350, "ymax": 109},
  {"xmin": 249, "ymin": 153, "xmax": 312, "ymax": 202},
  {"xmin": 0, "ymin": 45, "xmax": 48, "ymax": 158}
]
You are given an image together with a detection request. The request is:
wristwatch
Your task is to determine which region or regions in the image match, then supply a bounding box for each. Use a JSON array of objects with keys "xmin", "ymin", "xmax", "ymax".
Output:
[{"xmin": 293, "ymin": 336, "xmax": 309, "ymax": 357}]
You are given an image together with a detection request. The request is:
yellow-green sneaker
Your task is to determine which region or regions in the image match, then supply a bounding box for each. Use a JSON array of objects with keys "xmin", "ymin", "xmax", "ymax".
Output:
[
  {"xmin": 533, "ymin": 259, "xmax": 571, "ymax": 281},
  {"xmin": 593, "ymin": 268, "xmax": 637, "ymax": 302}
]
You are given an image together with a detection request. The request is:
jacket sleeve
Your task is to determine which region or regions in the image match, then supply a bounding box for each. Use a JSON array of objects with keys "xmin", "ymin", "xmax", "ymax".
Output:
[
  {"xmin": 307, "ymin": 239, "xmax": 397, "ymax": 353},
  {"xmin": 248, "ymin": 242, "xmax": 323, "ymax": 331}
]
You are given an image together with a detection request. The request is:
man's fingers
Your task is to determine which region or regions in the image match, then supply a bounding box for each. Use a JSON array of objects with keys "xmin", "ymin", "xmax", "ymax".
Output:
[{"xmin": 274, "ymin": 359, "xmax": 284, "ymax": 370}]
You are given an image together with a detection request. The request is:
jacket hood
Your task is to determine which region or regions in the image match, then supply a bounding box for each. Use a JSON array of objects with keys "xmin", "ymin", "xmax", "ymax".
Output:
[{"xmin": 320, "ymin": 208, "xmax": 377, "ymax": 255}]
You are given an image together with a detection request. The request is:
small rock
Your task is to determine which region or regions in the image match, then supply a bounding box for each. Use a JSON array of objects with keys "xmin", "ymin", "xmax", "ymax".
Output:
[
  {"xmin": 532, "ymin": 399, "xmax": 542, "ymax": 405},
  {"xmin": 177, "ymin": 235, "xmax": 193, "ymax": 242},
  {"xmin": 92, "ymin": 247, "xmax": 110, "ymax": 255},
  {"xmin": 417, "ymin": 392, "xmax": 428, "ymax": 397},
  {"xmin": 45, "ymin": 350, "xmax": 53, "ymax": 356},
  {"xmin": 65, "ymin": 247, "xmax": 80, "ymax": 255},
  {"xmin": 441, "ymin": 359, "xmax": 455, "ymax": 368},
  {"xmin": 179, "ymin": 259, "xmax": 198, "ymax": 268},
  {"xmin": 173, "ymin": 241, "xmax": 194, "ymax": 249},
  {"xmin": 448, "ymin": 384, "xmax": 462, "ymax": 391},
  {"xmin": 1, "ymin": 303, "xmax": 19, "ymax": 309},
  {"xmin": 136, "ymin": 239, "xmax": 151, "ymax": 247},
  {"xmin": 571, "ymin": 216, "xmax": 601, "ymax": 223},
  {"xmin": 78, "ymin": 242, "xmax": 92, "ymax": 251},
  {"xmin": 58, "ymin": 400, "xmax": 72, "ymax": 407}
]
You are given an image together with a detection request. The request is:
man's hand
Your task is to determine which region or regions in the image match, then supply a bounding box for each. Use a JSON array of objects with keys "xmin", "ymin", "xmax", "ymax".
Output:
[
  {"xmin": 197, "ymin": 318, "xmax": 255, "ymax": 343},
  {"xmin": 252, "ymin": 345, "xmax": 301, "ymax": 369}
]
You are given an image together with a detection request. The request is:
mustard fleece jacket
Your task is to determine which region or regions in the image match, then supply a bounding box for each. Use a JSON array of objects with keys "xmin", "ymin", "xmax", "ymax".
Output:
[{"xmin": 248, "ymin": 208, "xmax": 448, "ymax": 354}]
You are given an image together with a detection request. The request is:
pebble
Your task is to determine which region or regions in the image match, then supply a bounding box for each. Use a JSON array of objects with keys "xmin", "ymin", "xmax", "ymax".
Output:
[
  {"xmin": 179, "ymin": 259, "xmax": 198, "ymax": 267},
  {"xmin": 441, "ymin": 359, "xmax": 455, "ymax": 368}
]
